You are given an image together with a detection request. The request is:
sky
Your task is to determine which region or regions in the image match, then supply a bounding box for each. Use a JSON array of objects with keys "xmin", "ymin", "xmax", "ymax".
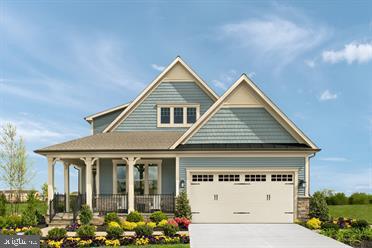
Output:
[{"xmin": 0, "ymin": 1, "xmax": 371, "ymax": 195}]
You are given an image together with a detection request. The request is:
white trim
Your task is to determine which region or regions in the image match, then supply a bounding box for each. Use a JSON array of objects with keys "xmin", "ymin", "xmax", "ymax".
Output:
[
  {"xmin": 84, "ymin": 103, "xmax": 130, "ymax": 123},
  {"xmin": 171, "ymin": 74, "xmax": 319, "ymax": 149},
  {"xmin": 96, "ymin": 159, "xmax": 100, "ymax": 194},
  {"xmin": 157, "ymin": 104, "xmax": 200, "ymax": 128},
  {"xmin": 103, "ymin": 57, "xmax": 219, "ymax": 133},
  {"xmin": 305, "ymin": 156, "xmax": 310, "ymax": 197},
  {"xmin": 175, "ymin": 157, "xmax": 180, "ymax": 196}
]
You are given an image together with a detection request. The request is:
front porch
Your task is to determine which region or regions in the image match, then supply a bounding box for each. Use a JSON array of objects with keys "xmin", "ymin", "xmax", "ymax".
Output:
[{"xmin": 47, "ymin": 155, "xmax": 181, "ymax": 221}]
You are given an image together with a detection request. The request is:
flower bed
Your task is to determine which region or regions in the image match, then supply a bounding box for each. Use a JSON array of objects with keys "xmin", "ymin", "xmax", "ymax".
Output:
[{"xmin": 40, "ymin": 234, "xmax": 190, "ymax": 247}]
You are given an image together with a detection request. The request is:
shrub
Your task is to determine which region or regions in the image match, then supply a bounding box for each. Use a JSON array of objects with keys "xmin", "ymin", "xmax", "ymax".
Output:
[
  {"xmin": 122, "ymin": 221, "xmax": 137, "ymax": 231},
  {"xmin": 79, "ymin": 205, "xmax": 93, "ymax": 225},
  {"xmin": 167, "ymin": 219, "xmax": 178, "ymax": 228},
  {"xmin": 106, "ymin": 225, "xmax": 123, "ymax": 239},
  {"xmin": 108, "ymin": 221, "xmax": 121, "ymax": 228},
  {"xmin": 158, "ymin": 219, "xmax": 168, "ymax": 227},
  {"xmin": 6, "ymin": 215, "xmax": 22, "ymax": 228},
  {"xmin": 349, "ymin": 193, "xmax": 370, "ymax": 205},
  {"xmin": 104, "ymin": 212, "xmax": 120, "ymax": 224},
  {"xmin": 21, "ymin": 209, "xmax": 38, "ymax": 227},
  {"xmin": 0, "ymin": 193, "xmax": 7, "ymax": 216},
  {"xmin": 321, "ymin": 222, "xmax": 340, "ymax": 230},
  {"xmin": 306, "ymin": 218, "xmax": 322, "ymax": 230},
  {"xmin": 47, "ymin": 227, "xmax": 67, "ymax": 240},
  {"xmin": 134, "ymin": 224, "xmax": 153, "ymax": 237},
  {"xmin": 162, "ymin": 223, "xmax": 179, "ymax": 236},
  {"xmin": 174, "ymin": 217, "xmax": 191, "ymax": 229},
  {"xmin": 175, "ymin": 191, "xmax": 192, "ymax": 219},
  {"xmin": 77, "ymin": 225, "xmax": 96, "ymax": 239},
  {"xmin": 126, "ymin": 211, "xmax": 143, "ymax": 222},
  {"xmin": 24, "ymin": 227, "xmax": 41, "ymax": 235},
  {"xmin": 150, "ymin": 211, "xmax": 167, "ymax": 224},
  {"xmin": 0, "ymin": 216, "xmax": 6, "ymax": 228},
  {"xmin": 309, "ymin": 191, "xmax": 329, "ymax": 221},
  {"xmin": 1, "ymin": 229, "xmax": 16, "ymax": 235},
  {"xmin": 326, "ymin": 193, "xmax": 349, "ymax": 205},
  {"xmin": 146, "ymin": 222, "xmax": 156, "ymax": 229},
  {"xmin": 351, "ymin": 219, "xmax": 369, "ymax": 229}
]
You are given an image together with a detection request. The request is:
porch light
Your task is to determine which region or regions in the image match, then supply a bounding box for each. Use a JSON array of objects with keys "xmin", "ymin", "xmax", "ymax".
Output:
[
  {"xmin": 179, "ymin": 180, "xmax": 185, "ymax": 189},
  {"xmin": 299, "ymin": 179, "xmax": 306, "ymax": 188}
]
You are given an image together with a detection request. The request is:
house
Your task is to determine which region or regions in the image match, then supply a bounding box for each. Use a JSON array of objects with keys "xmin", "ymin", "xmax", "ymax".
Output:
[
  {"xmin": 1, "ymin": 189, "xmax": 41, "ymax": 203},
  {"xmin": 35, "ymin": 57, "xmax": 320, "ymax": 223}
]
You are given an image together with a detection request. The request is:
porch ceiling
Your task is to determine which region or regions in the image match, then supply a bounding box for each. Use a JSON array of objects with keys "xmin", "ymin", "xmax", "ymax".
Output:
[{"xmin": 35, "ymin": 131, "xmax": 184, "ymax": 154}]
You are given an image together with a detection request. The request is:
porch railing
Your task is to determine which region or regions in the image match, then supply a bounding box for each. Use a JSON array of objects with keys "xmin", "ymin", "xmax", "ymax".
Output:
[
  {"xmin": 134, "ymin": 194, "xmax": 175, "ymax": 213},
  {"xmin": 93, "ymin": 194, "xmax": 128, "ymax": 214},
  {"xmin": 49, "ymin": 193, "xmax": 66, "ymax": 223},
  {"xmin": 72, "ymin": 194, "xmax": 86, "ymax": 223}
]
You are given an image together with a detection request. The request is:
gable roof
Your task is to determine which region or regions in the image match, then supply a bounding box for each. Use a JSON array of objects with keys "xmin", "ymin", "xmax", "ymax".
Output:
[
  {"xmin": 103, "ymin": 56, "xmax": 219, "ymax": 133},
  {"xmin": 170, "ymin": 74, "xmax": 319, "ymax": 150},
  {"xmin": 84, "ymin": 102, "xmax": 131, "ymax": 123}
]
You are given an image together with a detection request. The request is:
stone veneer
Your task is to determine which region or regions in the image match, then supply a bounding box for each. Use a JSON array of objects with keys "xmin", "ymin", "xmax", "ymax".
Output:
[{"xmin": 297, "ymin": 197, "xmax": 310, "ymax": 220}]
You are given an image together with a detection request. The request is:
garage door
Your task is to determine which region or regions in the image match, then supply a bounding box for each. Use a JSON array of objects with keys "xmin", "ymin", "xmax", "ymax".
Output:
[{"xmin": 188, "ymin": 172, "xmax": 294, "ymax": 223}]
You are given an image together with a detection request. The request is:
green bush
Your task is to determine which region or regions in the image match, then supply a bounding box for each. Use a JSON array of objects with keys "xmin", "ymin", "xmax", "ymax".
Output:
[
  {"xmin": 162, "ymin": 223, "xmax": 179, "ymax": 236},
  {"xmin": 150, "ymin": 211, "xmax": 167, "ymax": 224},
  {"xmin": 134, "ymin": 224, "xmax": 153, "ymax": 237},
  {"xmin": 326, "ymin": 193, "xmax": 349, "ymax": 205},
  {"xmin": 175, "ymin": 191, "xmax": 192, "ymax": 220},
  {"xmin": 21, "ymin": 209, "xmax": 38, "ymax": 227},
  {"xmin": 79, "ymin": 205, "xmax": 93, "ymax": 225},
  {"xmin": 310, "ymin": 191, "xmax": 329, "ymax": 221},
  {"xmin": 349, "ymin": 193, "xmax": 370, "ymax": 205},
  {"xmin": 1, "ymin": 229, "xmax": 16, "ymax": 235},
  {"xmin": 6, "ymin": 215, "xmax": 22, "ymax": 228},
  {"xmin": 351, "ymin": 220, "xmax": 369, "ymax": 229},
  {"xmin": 0, "ymin": 193, "xmax": 7, "ymax": 216},
  {"xmin": 321, "ymin": 222, "xmax": 340, "ymax": 230},
  {"xmin": 126, "ymin": 211, "xmax": 143, "ymax": 222},
  {"xmin": 76, "ymin": 225, "xmax": 96, "ymax": 239},
  {"xmin": 47, "ymin": 227, "xmax": 67, "ymax": 240},
  {"xmin": 0, "ymin": 216, "xmax": 6, "ymax": 228},
  {"xmin": 104, "ymin": 212, "xmax": 121, "ymax": 224},
  {"xmin": 106, "ymin": 225, "xmax": 123, "ymax": 239},
  {"xmin": 24, "ymin": 227, "xmax": 41, "ymax": 236}
]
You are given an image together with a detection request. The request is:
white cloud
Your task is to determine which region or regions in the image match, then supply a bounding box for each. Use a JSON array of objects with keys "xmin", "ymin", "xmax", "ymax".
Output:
[
  {"xmin": 319, "ymin": 157, "xmax": 349, "ymax": 162},
  {"xmin": 211, "ymin": 69, "xmax": 239, "ymax": 91},
  {"xmin": 304, "ymin": 59, "xmax": 316, "ymax": 68},
  {"xmin": 221, "ymin": 16, "xmax": 327, "ymax": 67},
  {"xmin": 248, "ymin": 72, "xmax": 256, "ymax": 78},
  {"xmin": 211, "ymin": 80, "xmax": 227, "ymax": 90},
  {"xmin": 319, "ymin": 90, "xmax": 338, "ymax": 101},
  {"xmin": 151, "ymin": 64, "xmax": 165, "ymax": 71},
  {"xmin": 322, "ymin": 42, "xmax": 372, "ymax": 64}
]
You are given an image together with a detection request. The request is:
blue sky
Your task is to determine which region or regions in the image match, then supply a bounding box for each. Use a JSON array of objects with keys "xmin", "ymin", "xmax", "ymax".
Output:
[{"xmin": 0, "ymin": 1, "xmax": 371, "ymax": 195}]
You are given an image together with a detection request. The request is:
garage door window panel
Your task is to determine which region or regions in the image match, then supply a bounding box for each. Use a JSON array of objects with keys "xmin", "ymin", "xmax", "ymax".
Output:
[
  {"xmin": 245, "ymin": 174, "xmax": 266, "ymax": 182},
  {"xmin": 192, "ymin": 174, "xmax": 214, "ymax": 182},
  {"xmin": 218, "ymin": 174, "xmax": 240, "ymax": 182},
  {"xmin": 271, "ymin": 174, "xmax": 293, "ymax": 182}
]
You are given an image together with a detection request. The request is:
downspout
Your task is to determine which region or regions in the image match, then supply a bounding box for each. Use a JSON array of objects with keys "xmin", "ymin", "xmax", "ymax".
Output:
[{"xmin": 307, "ymin": 153, "xmax": 316, "ymax": 197}]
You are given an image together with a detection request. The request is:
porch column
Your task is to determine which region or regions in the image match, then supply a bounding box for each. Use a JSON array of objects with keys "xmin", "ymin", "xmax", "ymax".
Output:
[
  {"xmin": 47, "ymin": 157, "xmax": 57, "ymax": 212},
  {"xmin": 64, "ymin": 162, "xmax": 70, "ymax": 212},
  {"xmin": 81, "ymin": 157, "xmax": 97, "ymax": 209},
  {"xmin": 123, "ymin": 157, "xmax": 140, "ymax": 212},
  {"xmin": 175, "ymin": 157, "xmax": 180, "ymax": 196},
  {"xmin": 96, "ymin": 159, "xmax": 100, "ymax": 195}
]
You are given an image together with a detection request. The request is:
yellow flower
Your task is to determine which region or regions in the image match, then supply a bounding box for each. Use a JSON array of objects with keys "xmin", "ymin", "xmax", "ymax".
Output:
[
  {"xmin": 105, "ymin": 239, "xmax": 120, "ymax": 247},
  {"xmin": 137, "ymin": 221, "xmax": 146, "ymax": 226},
  {"xmin": 122, "ymin": 221, "xmax": 137, "ymax": 230},
  {"xmin": 135, "ymin": 237, "xmax": 149, "ymax": 245},
  {"xmin": 15, "ymin": 228, "xmax": 21, "ymax": 233},
  {"xmin": 108, "ymin": 221, "xmax": 121, "ymax": 228},
  {"xmin": 306, "ymin": 218, "xmax": 321, "ymax": 230},
  {"xmin": 146, "ymin": 222, "xmax": 156, "ymax": 229},
  {"xmin": 95, "ymin": 236, "xmax": 106, "ymax": 241},
  {"xmin": 158, "ymin": 219, "xmax": 168, "ymax": 227}
]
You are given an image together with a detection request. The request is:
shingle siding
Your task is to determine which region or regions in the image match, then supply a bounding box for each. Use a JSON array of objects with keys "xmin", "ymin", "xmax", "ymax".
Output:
[
  {"xmin": 93, "ymin": 109, "xmax": 123, "ymax": 134},
  {"xmin": 179, "ymin": 157, "xmax": 305, "ymax": 196},
  {"xmin": 187, "ymin": 107, "xmax": 297, "ymax": 144},
  {"xmin": 114, "ymin": 81, "xmax": 214, "ymax": 132}
]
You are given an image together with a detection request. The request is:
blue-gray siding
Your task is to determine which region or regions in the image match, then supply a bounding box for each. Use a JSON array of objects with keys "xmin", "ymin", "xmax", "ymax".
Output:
[
  {"xmin": 187, "ymin": 107, "xmax": 297, "ymax": 144},
  {"xmin": 161, "ymin": 158, "xmax": 176, "ymax": 194},
  {"xmin": 93, "ymin": 109, "xmax": 123, "ymax": 134},
  {"xmin": 179, "ymin": 157, "xmax": 305, "ymax": 196},
  {"xmin": 114, "ymin": 82, "xmax": 214, "ymax": 132},
  {"xmin": 99, "ymin": 159, "xmax": 113, "ymax": 194}
]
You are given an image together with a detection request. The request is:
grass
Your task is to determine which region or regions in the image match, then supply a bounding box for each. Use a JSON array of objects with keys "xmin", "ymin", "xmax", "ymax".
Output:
[
  {"xmin": 5, "ymin": 201, "xmax": 48, "ymax": 215},
  {"xmin": 329, "ymin": 204, "xmax": 372, "ymax": 223},
  {"xmin": 124, "ymin": 245, "xmax": 189, "ymax": 248}
]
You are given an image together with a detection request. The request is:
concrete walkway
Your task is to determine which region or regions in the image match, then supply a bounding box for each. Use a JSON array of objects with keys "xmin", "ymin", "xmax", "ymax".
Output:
[{"xmin": 189, "ymin": 224, "xmax": 351, "ymax": 248}]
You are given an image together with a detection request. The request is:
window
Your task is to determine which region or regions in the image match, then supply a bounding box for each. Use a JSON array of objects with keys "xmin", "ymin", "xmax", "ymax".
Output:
[
  {"xmin": 174, "ymin": 107, "xmax": 184, "ymax": 124},
  {"xmin": 160, "ymin": 107, "xmax": 170, "ymax": 124},
  {"xmin": 271, "ymin": 174, "xmax": 293, "ymax": 182},
  {"xmin": 116, "ymin": 164, "xmax": 126, "ymax": 193},
  {"xmin": 148, "ymin": 164, "xmax": 158, "ymax": 194},
  {"xmin": 157, "ymin": 105, "xmax": 199, "ymax": 127},
  {"xmin": 187, "ymin": 107, "xmax": 197, "ymax": 124},
  {"xmin": 218, "ymin": 174, "xmax": 240, "ymax": 182},
  {"xmin": 192, "ymin": 174, "xmax": 214, "ymax": 182},
  {"xmin": 245, "ymin": 174, "xmax": 266, "ymax": 182}
]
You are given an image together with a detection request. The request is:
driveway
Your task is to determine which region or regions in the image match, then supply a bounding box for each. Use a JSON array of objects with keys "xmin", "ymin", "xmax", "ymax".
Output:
[{"xmin": 189, "ymin": 224, "xmax": 351, "ymax": 248}]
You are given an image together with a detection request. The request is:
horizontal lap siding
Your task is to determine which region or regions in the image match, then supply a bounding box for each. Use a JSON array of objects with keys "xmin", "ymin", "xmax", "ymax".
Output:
[
  {"xmin": 180, "ymin": 157, "xmax": 305, "ymax": 196},
  {"xmin": 187, "ymin": 108, "xmax": 297, "ymax": 144},
  {"xmin": 99, "ymin": 159, "xmax": 113, "ymax": 194},
  {"xmin": 93, "ymin": 109, "xmax": 123, "ymax": 134},
  {"xmin": 115, "ymin": 82, "xmax": 214, "ymax": 131},
  {"xmin": 161, "ymin": 158, "xmax": 176, "ymax": 194}
]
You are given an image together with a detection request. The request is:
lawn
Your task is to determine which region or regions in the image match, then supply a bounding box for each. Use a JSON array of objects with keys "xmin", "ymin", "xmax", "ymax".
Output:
[
  {"xmin": 5, "ymin": 201, "xmax": 48, "ymax": 214},
  {"xmin": 328, "ymin": 204, "xmax": 372, "ymax": 223}
]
